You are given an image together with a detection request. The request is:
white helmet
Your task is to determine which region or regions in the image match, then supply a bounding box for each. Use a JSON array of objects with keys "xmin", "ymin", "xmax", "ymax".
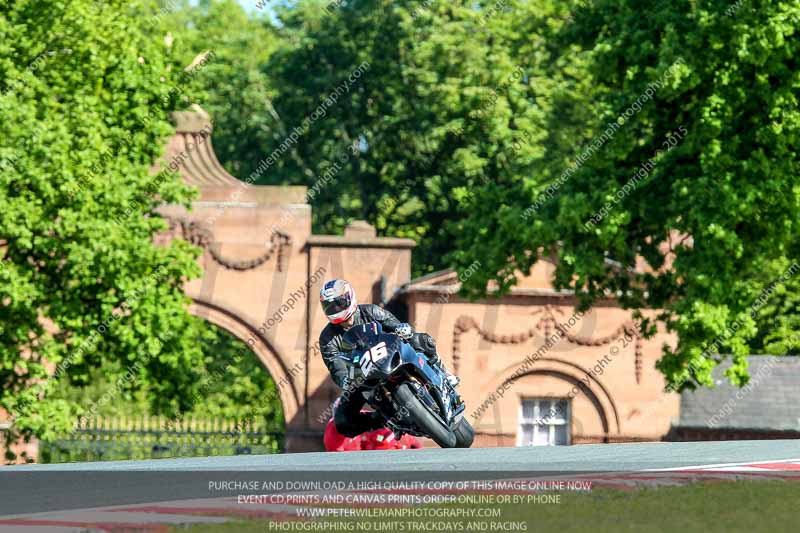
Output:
[{"xmin": 320, "ymin": 279, "xmax": 357, "ymax": 324}]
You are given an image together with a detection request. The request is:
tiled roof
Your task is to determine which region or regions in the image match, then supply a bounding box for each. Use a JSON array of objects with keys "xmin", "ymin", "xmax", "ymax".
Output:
[{"xmin": 678, "ymin": 355, "xmax": 800, "ymax": 431}]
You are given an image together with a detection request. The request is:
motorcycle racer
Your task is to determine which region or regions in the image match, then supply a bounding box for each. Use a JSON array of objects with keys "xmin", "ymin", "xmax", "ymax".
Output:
[{"xmin": 318, "ymin": 278, "xmax": 459, "ymax": 437}]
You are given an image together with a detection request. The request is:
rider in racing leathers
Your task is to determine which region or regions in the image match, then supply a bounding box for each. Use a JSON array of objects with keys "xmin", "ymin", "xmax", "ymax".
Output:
[{"xmin": 318, "ymin": 278, "xmax": 459, "ymax": 437}]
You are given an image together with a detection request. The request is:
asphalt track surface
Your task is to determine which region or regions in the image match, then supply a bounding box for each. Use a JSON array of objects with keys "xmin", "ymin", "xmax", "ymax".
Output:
[
  {"xmin": 6, "ymin": 439, "xmax": 800, "ymax": 471},
  {"xmin": 2, "ymin": 440, "xmax": 799, "ymax": 516}
]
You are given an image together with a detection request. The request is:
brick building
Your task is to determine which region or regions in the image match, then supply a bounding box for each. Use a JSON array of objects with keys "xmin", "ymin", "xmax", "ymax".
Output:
[{"xmin": 398, "ymin": 266, "xmax": 680, "ymax": 447}]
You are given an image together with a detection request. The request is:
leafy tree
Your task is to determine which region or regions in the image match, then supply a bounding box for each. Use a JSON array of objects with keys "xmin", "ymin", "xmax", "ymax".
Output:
[
  {"xmin": 50, "ymin": 325, "xmax": 284, "ymax": 428},
  {"xmin": 454, "ymin": 0, "xmax": 800, "ymax": 389},
  {"xmin": 189, "ymin": 326, "xmax": 284, "ymax": 426},
  {"xmin": 256, "ymin": 0, "xmax": 556, "ymax": 275},
  {"xmin": 0, "ymin": 0, "xmax": 214, "ymax": 458},
  {"xmin": 748, "ymin": 259, "xmax": 800, "ymax": 355}
]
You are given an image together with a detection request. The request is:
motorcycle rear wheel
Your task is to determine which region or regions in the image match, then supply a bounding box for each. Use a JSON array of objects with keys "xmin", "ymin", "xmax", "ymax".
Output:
[{"xmin": 394, "ymin": 383, "xmax": 457, "ymax": 448}]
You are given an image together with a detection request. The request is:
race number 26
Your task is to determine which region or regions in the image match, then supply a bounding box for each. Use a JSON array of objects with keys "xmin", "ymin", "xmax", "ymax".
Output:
[{"xmin": 359, "ymin": 341, "xmax": 388, "ymax": 376}]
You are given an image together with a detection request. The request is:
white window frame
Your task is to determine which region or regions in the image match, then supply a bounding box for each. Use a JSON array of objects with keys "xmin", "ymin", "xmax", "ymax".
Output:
[{"xmin": 517, "ymin": 397, "xmax": 571, "ymax": 447}]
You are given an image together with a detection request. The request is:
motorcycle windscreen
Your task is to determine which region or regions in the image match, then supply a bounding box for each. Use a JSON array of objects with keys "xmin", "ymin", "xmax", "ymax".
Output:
[
  {"xmin": 350, "ymin": 333, "xmax": 403, "ymax": 382},
  {"xmin": 341, "ymin": 321, "xmax": 383, "ymax": 352}
]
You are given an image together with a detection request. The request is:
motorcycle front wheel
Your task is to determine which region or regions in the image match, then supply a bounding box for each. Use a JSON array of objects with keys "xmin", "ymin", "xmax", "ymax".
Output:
[
  {"xmin": 394, "ymin": 383, "xmax": 457, "ymax": 448},
  {"xmin": 453, "ymin": 417, "xmax": 475, "ymax": 448}
]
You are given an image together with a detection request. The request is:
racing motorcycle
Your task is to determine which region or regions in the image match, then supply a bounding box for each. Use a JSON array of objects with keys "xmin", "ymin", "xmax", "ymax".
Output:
[{"xmin": 339, "ymin": 322, "xmax": 474, "ymax": 448}]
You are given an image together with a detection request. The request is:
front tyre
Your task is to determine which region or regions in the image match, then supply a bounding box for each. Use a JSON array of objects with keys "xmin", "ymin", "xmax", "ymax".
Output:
[
  {"xmin": 394, "ymin": 383, "xmax": 457, "ymax": 448},
  {"xmin": 454, "ymin": 418, "xmax": 474, "ymax": 448}
]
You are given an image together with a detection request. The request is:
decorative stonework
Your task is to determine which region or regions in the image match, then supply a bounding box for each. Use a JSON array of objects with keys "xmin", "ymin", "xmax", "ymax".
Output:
[
  {"xmin": 452, "ymin": 305, "xmax": 643, "ymax": 383},
  {"xmin": 168, "ymin": 108, "xmax": 241, "ymax": 188},
  {"xmin": 167, "ymin": 217, "xmax": 291, "ymax": 272}
]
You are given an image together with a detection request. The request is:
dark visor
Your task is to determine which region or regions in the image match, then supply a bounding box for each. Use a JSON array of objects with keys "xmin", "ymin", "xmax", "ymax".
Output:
[{"xmin": 322, "ymin": 295, "xmax": 351, "ymax": 315}]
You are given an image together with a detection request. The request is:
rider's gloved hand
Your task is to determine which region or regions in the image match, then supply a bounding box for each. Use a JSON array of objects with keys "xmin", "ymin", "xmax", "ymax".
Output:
[
  {"xmin": 395, "ymin": 323, "xmax": 413, "ymax": 340},
  {"xmin": 418, "ymin": 333, "xmax": 440, "ymax": 364}
]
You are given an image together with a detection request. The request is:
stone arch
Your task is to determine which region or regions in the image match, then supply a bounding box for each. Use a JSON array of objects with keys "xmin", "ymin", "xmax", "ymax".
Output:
[
  {"xmin": 188, "ymin": 298, "xmax": 300, "ymax": 424},
  {"xmin": 485, "ymin": 357, "xmax": 621, "ymax": 436}
]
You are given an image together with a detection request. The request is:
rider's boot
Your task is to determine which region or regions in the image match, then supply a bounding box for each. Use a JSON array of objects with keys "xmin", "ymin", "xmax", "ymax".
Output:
[
  {"xmin": 366, "ymin": 410, "xmax": 386, "ymax": 431},
  {"xmin": 444, "ymin": 369, "xmax": 461, "ymax": 388},
  {"xmin": 431, "ymin": 354, "xmax": 460, "ymax": 387}
]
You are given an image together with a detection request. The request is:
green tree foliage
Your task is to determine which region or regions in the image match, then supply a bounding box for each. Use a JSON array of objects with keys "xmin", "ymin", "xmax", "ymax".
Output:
[
  {"xmin": 50, "ymin": 325, "xmax": 284, "ymax": 427},
  {"xmin": 0, "ymin": 0, "xmax": 214, "ymax": 451},
  {"xmin": 454, "ymin": 0, "xmax": 800, "ymax": 389},
  {"xmin": 181, "ymin": 324, "xmax": 283, "ymax": 425},
  {"xmin": 256, "ymin": 0, "xmax": 557, "ymax": 274}
]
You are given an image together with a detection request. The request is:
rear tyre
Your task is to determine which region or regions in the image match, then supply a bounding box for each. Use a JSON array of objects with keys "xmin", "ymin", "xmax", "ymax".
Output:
[
  {"xmin": 454, "ymin": 417, "xmax": 475, "ymax": 448},
  {"xmin": 394, "ymin": 383, "xmax": 457, "ymax": 448}
]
